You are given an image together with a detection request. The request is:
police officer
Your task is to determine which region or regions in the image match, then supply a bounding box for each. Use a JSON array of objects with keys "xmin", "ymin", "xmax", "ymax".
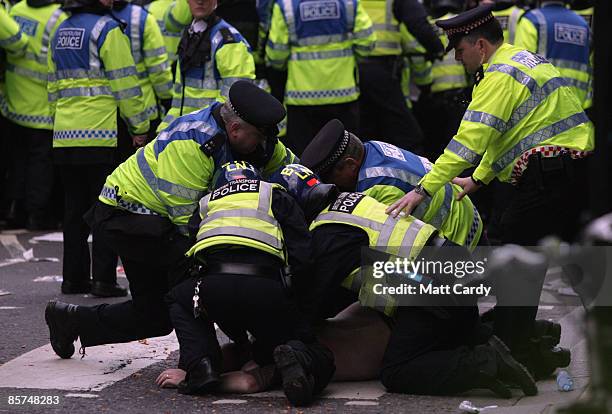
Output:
[
  {"xmin": 300, "ymin": 119, "xmax": 484, "ymax": 249},
  {"xmin": 264, "ymin": 0, "xmax": 375, "ymax": 156},
  {"xmin": 357, "ymin": 0, "xmax": 444, "ymax": 152},
  {"xmin": 386, "ymin": 4, "xmax": 593, "ymax": 371},
  {"xmin": 44, "ymin": 81, "xmax": 295, "ymax": 360},
  {"xmin": 0, "ymin": 6, "xmax": 29, "ymax": 228},
  {"xmin": 514, "ymin": 0, "xmax": 592, "ymax": 109},
  {"xmin": 166, "ymin": 161, "xmax": 335, "ymax": 406},
  {"xmin": 269, "ymin": 164, "xmax": 539, "ymax": 398},
  {"xmin": 48, "ymin": 0, "xmax": 150, "ymax": 295},
  {"xmin": 159, "ymin": 0, "xmax": 255, "ymax": 129},
  {"xmin": 142, "ymin": 0, "xmax": 181, "ymax": 65},
  {"xmin": 3, "ymin": 0, "xmax": 65, "ymax": 230},
  {"xmin": 112, "ymin": 0, "xmax": 173, "ymax": 159}
]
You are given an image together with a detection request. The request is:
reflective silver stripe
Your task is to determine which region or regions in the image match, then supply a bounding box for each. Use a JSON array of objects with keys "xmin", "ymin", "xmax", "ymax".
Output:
[
  {"xmin": 199, "ymin": 183, "xmax": 277, "ymax": 227},
  {"xmin": 106, "ymin": 66, "xmax": 138, "ymax": 80},
  {"xmin": 166, "ymin": 203, "xmax": 198, "ymax": 217},
  {"xmin": 398, "ymin": 219, "xmax": 425, "ymax": 258},
  {"xmin": 0, "ymin": 32, "xmax": 22, "ymax": 46},
  {"xmin": 184, "ymin": 77, "xmax": 218, "ymax": 89},
  {"xmin": 197, "ymin": 226, "xmax": 283, "ymax": 249},
  {"xmin": 492, "ymin": 111, "xmax": 590, "ymax": 172},
  {"xmin": 158, "ymin": 178, "xmax": 205, "ymax": 201},
  {"xmin": 434, "ymin": 74, "xmax": 467, "ymax": 85},
  {"xmin": 211, "ymin": 26, "xmax": 241, "ymax": 50},
  {"xmin": 153, "ymin": 81, "xmax": 173, "ymax": 94},
  {"xmin": 148, "ymin": 60, "xmax": 169, "ymax": 73},
  {"xmin": 53, "ymin": 68, "xmax": 105, "ymax": 80},
  {"xmin": 372, "ymin": 23, "xmax": 399, "ymax": 32},
  {"xmin": 136, "ymin": 148, "xmax": 171, "ymax": 210},
  {"xmin": 25, "ymin": 51, "xmax": 46, "ymax": 65},
  {"xmin": 90, "ymin": 15, "xmax": 113, "ymax": 69},
  {"xmin": 354, "ymin": 27, "xmax": 374, "ymax": 39},
  {"xmin": 143, "ymin": 46, "xmax": 166, "ymax": 57},
  {"xmin": 428, "ymin": 183, "xmax": 452, "ymax": 229},
  {"xmin": 5, "ymin": 63, "xmax": 47, "ymax": 81},
  {"xmin": 564, "ymin": 77, "xmax": 589, "ymax": 92},
  {"xmin": 113, "ymin": 86, "xmax": 142, "ymax": 99},
  {"xmin": 508, "ymin": 7, "xmax": 522, "ymax": 44},
  {"xmin": 375, "ymin": 40, "xmax": 401, "ymax": 50},
  {"xmin": 531, "ymin": 9, "xmax": 548, "ymax": 57},
  {"xmin": 130, "ymin": 5, "xmax": 143, "ymax": 63},
  {"xmin": 199, "ymin": 208, "xmax": 278, "ymax": 227},
  {"xmin": 41, "ymin": 8, "xmax": 64, "ymax": 63},
  {"xmin": 198, "ymin": 193, "xmax": 212, "ymax": 221},
  {"xmin": 57, "ymin": 86, "xmax": 112, "ymax": 98},
  {"xmin": 157, "ymin": 120, "xmax": 217, "ymax": 142},
  {"xmin": 385, "ymin": 0, "xmax": 393, "ymax": 25},
  {"xmin": 446, "ymin": 138, "xmax": 483, "ymax": 165},
  {"xmin": 377, "ymin": 215, "xmax": 401, "ymax": 247},
  {"xmin": 314, "ymin": 211, "xmax": 384, "ymax": 231},
  {"xmin": 346, "ymin": 0, "xmax": 355, "ymax": 31},
  {"xmin": 462, "ymin": 110, "xmax": 506, "ymax": 133},
  {"xmin": 291, "ymin": 48, "xmax": 353, "ymax": 60},
  {"xmin": 166, "ymin": 9, "xmax": 186, "ymax": 31},
  {"xmin": 266, "ymin": 39, "xmax": 290, "ymax": 51},
  {"xmin": 280, "ymin": 0, "xmax": 297, "ymax": 44},
  {"xmin": 363, "ymin": 166, "xmax": 421, "ymax": 186},
  {"xmin": 220, "ymin": 77, "xmax": 246, "ymax": 97},
  {"xmin": 487, "ymin": 63, "xmax": 537, "ymax": 94},
  {"xmin": 296, "ymin": 33, "xmax": 355, "ymax": 47},
  {"xmin": 505, "ymin": 76, "xmax": 566, "ymax": 132},
  {"xmin": 172, "ymin": 96, "xmax": 216, "ymax": 108},
  {"xmin": 126, "ymin": 108, "xmax": 149, "ymax": 126},
  {"xmin": 549, "ymin": 58, "xmax": 589, "ymax": 73}
]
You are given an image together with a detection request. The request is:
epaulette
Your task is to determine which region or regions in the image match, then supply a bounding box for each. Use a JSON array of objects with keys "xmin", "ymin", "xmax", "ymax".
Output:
[
  {"xmin": 219, "ymin": 27, "xmax": 237, "ymax": 44},
  {"xmin": 200, "ymin": 133, "xmax": 226, "ymax": 156}
]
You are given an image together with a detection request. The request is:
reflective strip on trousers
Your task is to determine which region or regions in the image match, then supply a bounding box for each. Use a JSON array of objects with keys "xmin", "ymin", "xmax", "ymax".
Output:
[{"xmin": 492, "ymin": 111, "xmax": 590, "ymax": 172}]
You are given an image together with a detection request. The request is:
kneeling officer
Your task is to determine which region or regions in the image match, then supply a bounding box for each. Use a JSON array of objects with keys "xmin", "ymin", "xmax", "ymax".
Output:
[{"xmin": 166, "ymin": 161, "xmax": 335, "ymax": 406}]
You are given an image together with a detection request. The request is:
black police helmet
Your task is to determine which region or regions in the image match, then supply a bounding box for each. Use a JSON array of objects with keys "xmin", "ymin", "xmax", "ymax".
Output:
[
  {"xmin": 212, "ymin": 161, "xmax": 261, "ymax": 191},
  {"xmin": 269, "ymin": 164, "xmax": 339, "ymax": 223}
]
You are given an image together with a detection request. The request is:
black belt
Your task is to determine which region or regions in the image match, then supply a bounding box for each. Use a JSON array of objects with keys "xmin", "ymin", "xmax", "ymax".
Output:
[
  {"xmin": 205, "ymin": 263, "xmax": 282, "ymax": 281},
  {"xmin": 358, "ymin": 55, "xmax": 399, "ymax": 64}
]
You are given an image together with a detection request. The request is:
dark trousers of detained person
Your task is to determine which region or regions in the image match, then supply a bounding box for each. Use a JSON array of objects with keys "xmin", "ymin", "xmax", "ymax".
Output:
[
  {"xmin": 492, "ymin": 153, "xmax": 589, "ymax": 362},
  {"xmin": 358, "ymin": 57, "xmax": 425, "ymax": 154},
  {"xmin": 285, "ymin": 101, "xmax": 359, "ymax": 157},
  {"xmin": 77, "ymin": 201, "xmax": 192, "ymax": 347}
]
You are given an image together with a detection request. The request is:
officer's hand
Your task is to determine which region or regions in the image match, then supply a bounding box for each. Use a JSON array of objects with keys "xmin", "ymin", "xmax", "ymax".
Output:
[
  {"xmin": 132, "ymin": 134, "xmax": 148, "ymax": 148},
  {"xmin": 452, "ymin": 176, "xmax": 482, "ymax": 201},
  {"xmin": 385, "ymin": 190, "xmax": 426, "ymax": 218},
  {"xmin": 155, "ymin": 368, "xmax": 186, "ymax": 388}
]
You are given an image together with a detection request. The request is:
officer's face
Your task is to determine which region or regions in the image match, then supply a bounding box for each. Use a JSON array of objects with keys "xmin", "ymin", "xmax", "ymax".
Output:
[
  {"xmin": 227, "ymin": 121, "xmax": 267, "ymax": 154},
  {"xmin": 324, "ymin": 159, "xmax": 360, "ymax": 192},
  {"xmin": 98, "ymin": 0, "xmax": 113, "ymax": 7},
  {"xmin": 188, "ymin": 0, "xmax": 217, "ymax": 19},
  {"xmin": 454, "ymin": 38, "xmax": 484, "ymax": 74}
]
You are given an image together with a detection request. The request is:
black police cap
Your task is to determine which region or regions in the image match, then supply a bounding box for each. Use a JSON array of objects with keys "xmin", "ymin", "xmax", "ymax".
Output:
[
  {"xmin": 300, "ymin": 119, "xmax": 350, "ymax": 176},
  {"xmin": 227, "ymin": 80, "xmax": 286, "ymax": 137},
  {"xmin": 436, "ymin": 4, "xmax": 495, "ymax": 52}
]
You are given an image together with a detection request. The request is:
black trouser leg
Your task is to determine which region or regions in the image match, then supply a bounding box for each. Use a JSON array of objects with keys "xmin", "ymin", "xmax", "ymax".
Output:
[
  {"xmin": 24, "ymin": 127, "xmax": 54, "ymax": 220},
  {"xmin": 6, "ymin": 122, "xmax": 27, "ymax": 212},
  {"xmin": 358, "ymin": 60, "xmax": 425, "ymax": 153},
  {"xmin": 59, "ymin": 165, "xmax": 91, "ymax": 285},
  {"xmin": 166, "ymin": 278, "xmax": 223, "ymax": 371}
]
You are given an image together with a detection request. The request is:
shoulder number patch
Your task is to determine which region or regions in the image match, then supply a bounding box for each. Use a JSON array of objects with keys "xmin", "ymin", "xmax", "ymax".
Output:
[{"xmin": 329, "ymin": 192, "xmax": 365, "ymax": 214}]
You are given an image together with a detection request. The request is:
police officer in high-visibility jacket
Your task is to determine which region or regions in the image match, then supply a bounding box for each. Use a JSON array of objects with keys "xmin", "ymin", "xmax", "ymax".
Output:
[
  {"xmin": 2, "ymin": 0, "xmax": 64, "ymax": 230},
  {"xmin": 44, "ymin": 81, "xmax": 295, "ymax": 361},
  {"xmin": 48, "ymin": 0, "xmax": 150, "ymax": 296},
  {"xmin": 514, "ymin": 0, "xmax": 592, "ymax": 109},
  {"xmin": 269, "ymin": 164, "xmax": 539, "ymax": 398},
  {"xmin": 357, "ymin": 0, "xmax": 443, "ymax": 152},
  {"xmin": 301, "ymin": 119, "xmax": 483, "ymax": 250},
  {"xmin": 112, "ymin": 0, "xmax": 173, "ymax": 158},
  {"xmin": 386, "ymin": 4, "xmax": 593, "ymax": 374},
  {"xmin": 144, "ymin": 0, "xmax": 183, "ymax": 64},
  {"xmin": 158, "ymin": 0, "xmax": 255, "ymax": 130},
  {"xmin": 265, "ymin": 0, "xmax": 375, "ymax": 156},
  {"xmin": 480, "ymin": 0, "xmax": 524, "ymax": 44},
  {"xmin": 166, "ymin": 161, "xmax": 335, "ymax": 405}
]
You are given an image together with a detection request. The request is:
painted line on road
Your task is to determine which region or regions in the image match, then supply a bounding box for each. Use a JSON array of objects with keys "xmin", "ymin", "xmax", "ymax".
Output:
[
  {"xmin": 0, "ymin": 306, "xmax": 23, "ymax": 310},
  {"xmin": 212, "ymin": 399, "xmax": 247, "ymax": 404},
  {"xmin": 0, "ymin": 290, "xmax": 11, "ymax": 297},
  {"xmin": 65, "ymin": 393, "xmax": 99, "ymax": 398},
  {"xmin": 345, "ymin": 400, "xmax": 379, "ymax": 406},
  {"xmin": 0, "ymin": 333, "xmax": 179, "ymax": 391},
  {"xmin": 0, "ymin": 234, "xmax": 59, "ymax": 268}
]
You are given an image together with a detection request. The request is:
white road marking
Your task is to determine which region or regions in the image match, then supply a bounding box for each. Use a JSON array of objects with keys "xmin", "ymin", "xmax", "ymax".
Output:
[
  {"xmin": 29, "ymin": 232, "xmax": 91, "ymax": 244},
  {"xmin": 0, "ymin": 234, "xmax": 59, "ymax": 267},
  {"xmin": 212, "ymin": 399, "xmax": 247, "ymax": 404},
  {"xmin": 0, "ymin": 306, "xmax": 23, "ymax": 310},
  {"xmin": 0, "ymin": 290, "xmax": 11, "ymax": 296},
  {"xmin": 249, "ymin": 380, "xmax": 386, "ymax": 400},
  {"xmin": 65, "ymin": 393, "xmax": 99, "ymax": 398},
  {"xmin": 0, "ymin": 333, "xmax": 179, "ymax": 391},
  {"xmin": 33, "ymin": 276, "xmax": 64, "ymax": 282},
  {"xmin": 345, "ymin": 401, "xmax": 379, "ymax": 406}
]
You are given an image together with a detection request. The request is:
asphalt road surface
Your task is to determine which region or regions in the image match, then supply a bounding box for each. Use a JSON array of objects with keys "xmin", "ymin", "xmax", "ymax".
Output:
[{"xmin": 0, "ymin": 229, "xmax": 590, "ymax": 414}]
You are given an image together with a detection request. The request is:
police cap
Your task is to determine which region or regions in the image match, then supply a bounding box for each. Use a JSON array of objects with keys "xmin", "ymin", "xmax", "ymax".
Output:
[
  {"xmin": 300, "ymin": 119, "xmax": 350, "ymax": 176},
  {"xmin": 227, "ymin": 81, "xmax": 286, "ymax": 137},
  {"xmin": 436, "ymin": 4, "xmax": 496, "ymax": 52}
]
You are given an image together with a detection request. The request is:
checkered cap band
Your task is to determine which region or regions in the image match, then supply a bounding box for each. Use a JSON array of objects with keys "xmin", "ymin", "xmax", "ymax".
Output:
[
  {"xmin": 316, "ymin": 130, "xmax": 350, "ymax": 175},
  {"xmin": 444, "ymin": 14, "xmax": 494, "ymax": 36}
]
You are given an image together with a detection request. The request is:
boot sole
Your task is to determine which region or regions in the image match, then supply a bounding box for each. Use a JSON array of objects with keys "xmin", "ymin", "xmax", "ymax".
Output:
[
  {"xmin": 45, "ymin": 301, "xmax": 75, "ymax": 359},
  {"xmin": 273, "ymin": 345, "xmax": 314, "ymax": 406},
  {"xmin": 490, "ymin": 335, "xmax": 538, "ymax": 396}
]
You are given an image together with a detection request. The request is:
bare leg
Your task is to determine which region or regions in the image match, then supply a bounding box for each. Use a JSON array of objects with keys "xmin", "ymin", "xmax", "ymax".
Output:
[{"xmin": 316, "ymin": 302, "xmax": 391, "ymax": 381}]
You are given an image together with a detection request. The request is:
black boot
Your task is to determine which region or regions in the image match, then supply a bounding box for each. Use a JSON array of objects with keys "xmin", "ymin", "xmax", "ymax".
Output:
[
  {"xmin": 533, "ymin": 319, "xmax": 561, "ymax": 346},
  {"xmin": 91, "ymin": 282, "xmax": 128, "ymax": 298},
  {"xmin": 61, "ymin": 280, "xmax": 92, "ymax": 294},
  {"xmin": 177, "ymin": 357, "xmax": 221, "ymax": 395},
  {"xmin": 523, "ymin": 336, "xmax": 571, "ymax": 380},
  {"xmin": 489, "ymin": 335, "xmax": 538, "ymax": 396},
  {"xmin": 45, "ymin": 301, "xmax": 79, "ymax": 359}
]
